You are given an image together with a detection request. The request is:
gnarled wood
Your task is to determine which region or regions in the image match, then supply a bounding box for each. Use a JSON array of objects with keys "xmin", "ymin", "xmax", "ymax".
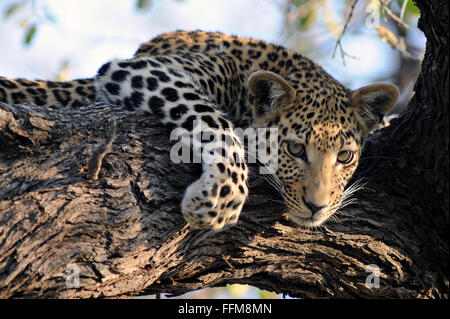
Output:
[{"xmin": 0, "ymin": 0, "xmax": 448, "ymax": 299}]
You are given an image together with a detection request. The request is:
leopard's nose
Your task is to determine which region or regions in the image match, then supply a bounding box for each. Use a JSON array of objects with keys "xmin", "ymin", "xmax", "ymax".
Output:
[{"xmin": 302, "ymin": 196, "xmax": 327, "ymax": 214}]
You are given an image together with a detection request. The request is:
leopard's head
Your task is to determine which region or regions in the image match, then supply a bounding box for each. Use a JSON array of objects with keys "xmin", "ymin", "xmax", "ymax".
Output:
[{"xmin": 248, "ymin": 70, "xmax": 398, "ymax": 227}]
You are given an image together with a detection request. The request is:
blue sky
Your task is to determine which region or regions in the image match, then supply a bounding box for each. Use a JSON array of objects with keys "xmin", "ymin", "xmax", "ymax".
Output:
[
  {"xmin": 0, "ymin": 0, "xmax": 423, "ymax": 89},
  {"xmin": 0, "ymin": 0, "xmax": 283, "ymax": 79}
]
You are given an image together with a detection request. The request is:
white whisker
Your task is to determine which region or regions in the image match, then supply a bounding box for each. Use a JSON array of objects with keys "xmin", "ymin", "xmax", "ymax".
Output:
[
  {"xmin": 244, "ymin": 145, "xmax": 286, "ymax": 197},
  {"xmin": 244, "ymin": 143, "xmax": 367, "ymax": 227}
]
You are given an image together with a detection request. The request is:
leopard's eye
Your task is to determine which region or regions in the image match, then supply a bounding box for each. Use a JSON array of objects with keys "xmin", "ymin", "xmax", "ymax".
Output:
[
  {"xmin": 286, "ymin": 141, "xmax": 306, "ymax": 159},
  {"xmin": 337, "ymin": 150, "xmax": 355, "ymax": 165}
]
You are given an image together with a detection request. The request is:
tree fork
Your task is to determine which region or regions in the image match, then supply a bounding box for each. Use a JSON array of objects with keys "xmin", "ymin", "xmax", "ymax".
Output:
[{"xmin": 0, "ymin": 0, "xmax": 448, "ymax": 298}]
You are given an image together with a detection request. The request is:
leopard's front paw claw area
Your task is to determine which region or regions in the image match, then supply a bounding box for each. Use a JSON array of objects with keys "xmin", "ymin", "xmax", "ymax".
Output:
[{"xmin": 181, "ymin": 165, "xmax": 248, "ymax": 230}]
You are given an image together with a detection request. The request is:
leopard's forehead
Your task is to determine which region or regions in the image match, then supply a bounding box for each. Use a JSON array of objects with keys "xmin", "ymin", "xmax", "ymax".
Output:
[{"xmin": 278, "ymin": 82, "xmax": 363, "ymax": 149}]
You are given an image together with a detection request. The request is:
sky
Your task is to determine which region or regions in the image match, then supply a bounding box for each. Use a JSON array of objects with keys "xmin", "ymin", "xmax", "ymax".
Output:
[
  {"xmin": 0, "ymin": 0, "xmax": 283, "ymax": 80},
  {"xmin": 0, "ymin": 0, "xmax": 423, "ymax": 89}
]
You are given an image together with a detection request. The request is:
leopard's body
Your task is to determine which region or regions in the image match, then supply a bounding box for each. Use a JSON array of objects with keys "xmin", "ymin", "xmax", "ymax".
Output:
[{"xmin": 0, "ymin": 30, "xmax": 398, "ymax": 229}]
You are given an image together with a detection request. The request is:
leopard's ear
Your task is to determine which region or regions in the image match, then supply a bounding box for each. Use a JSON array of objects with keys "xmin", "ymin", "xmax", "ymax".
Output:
[
  {"xmin": 247, "ymin": 70, "xmax": 296, "ymax": 121},
  {"xmin": 351, "ymin": 83, "xmax": 399, "ymax": 133}
]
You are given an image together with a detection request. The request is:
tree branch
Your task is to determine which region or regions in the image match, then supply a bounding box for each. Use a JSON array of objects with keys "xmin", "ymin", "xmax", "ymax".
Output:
[{"xmin": 0, "ymin": 98, "xmax": 446, "ymax": 298}]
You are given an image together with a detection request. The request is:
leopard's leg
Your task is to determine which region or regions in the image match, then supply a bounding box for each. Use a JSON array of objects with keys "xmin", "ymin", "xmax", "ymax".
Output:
[
  {"xmin": 96, "ymin": 57, "xmax": 249, "ymax": 230},
  {"xmin": 180, "ymin": 126, "xmax": 248, "ymax": 229}
]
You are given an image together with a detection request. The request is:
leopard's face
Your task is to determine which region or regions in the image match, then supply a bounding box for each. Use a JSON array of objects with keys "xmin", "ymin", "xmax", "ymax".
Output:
[
  {"xmin": 248, "ymin": 70, "xmax": 398, "ymax": 227},
  {"xmin": 274, "ymin": 108, "xmax": 363, "ymax": 227}
]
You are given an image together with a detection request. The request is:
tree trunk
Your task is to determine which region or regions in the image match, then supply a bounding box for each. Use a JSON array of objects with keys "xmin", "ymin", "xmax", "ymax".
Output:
[{"xmin": 0, "ymin": 0, "xmax": 447, "ymax": 298}]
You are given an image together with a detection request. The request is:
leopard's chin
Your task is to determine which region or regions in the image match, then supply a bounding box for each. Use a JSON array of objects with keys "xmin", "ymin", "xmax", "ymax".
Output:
[{"xmin": 286, "ymin": 209, "xmax": 336, "ymax": 228}]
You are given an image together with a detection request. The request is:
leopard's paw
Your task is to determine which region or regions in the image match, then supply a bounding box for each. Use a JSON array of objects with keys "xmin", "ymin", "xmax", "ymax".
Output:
[{"xmin": 181, "ymin": 161, "xmax": 248, "ymax": 230}]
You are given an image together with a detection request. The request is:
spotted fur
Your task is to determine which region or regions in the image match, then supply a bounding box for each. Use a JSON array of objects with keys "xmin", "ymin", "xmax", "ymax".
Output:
[
  {"xmin": 0, "ymin": 30, "xmax": 398, "ymax": 229},
  {"xmin": 96, "ymin": 56, "xmax": 248, "ymax": 229}
]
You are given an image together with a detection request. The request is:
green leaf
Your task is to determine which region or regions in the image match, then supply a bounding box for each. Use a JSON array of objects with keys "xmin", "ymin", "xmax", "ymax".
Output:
[
  {"xmin": 4, "ymin": 2, "xmax": 25, "ymax": 19},
  {"xmin": 405, "ymin": 0, "xmax": 420, "ymax": 15},
  {"xmin": 298, "ymin": 7, "xmax": 317, "ymax": 29},
  {"xmin": 397, "ymin": 0, "xmax": 420, "ymax": 16},
  {"xmin": 24, "ymin": 24, "xmax": 37, "ymax": 46},
  {"xmin": 136, "ymin": 0, "xmax": 152, "ymax": 10},
  {"xmin": 291, "ymin": 0, "xmax": 309, "ymax": 8}
]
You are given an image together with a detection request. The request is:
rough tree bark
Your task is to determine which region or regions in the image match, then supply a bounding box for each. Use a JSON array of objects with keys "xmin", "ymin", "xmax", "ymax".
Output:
[{"xmin": 0, "ymin": 0, "xmax": 448, "ymax": 298}]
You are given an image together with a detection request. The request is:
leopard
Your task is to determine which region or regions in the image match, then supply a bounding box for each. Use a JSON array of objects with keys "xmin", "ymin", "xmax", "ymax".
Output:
[{"xmin": 0, "ymin": 30, "xmax": 399, "ymax": 230}]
